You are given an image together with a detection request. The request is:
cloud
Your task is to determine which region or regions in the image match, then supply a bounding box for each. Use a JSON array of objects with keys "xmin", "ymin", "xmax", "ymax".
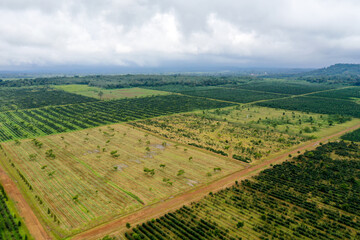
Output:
[{"xmin": 0, "ymin": 0, "xmax": 359, "ymax": 69}]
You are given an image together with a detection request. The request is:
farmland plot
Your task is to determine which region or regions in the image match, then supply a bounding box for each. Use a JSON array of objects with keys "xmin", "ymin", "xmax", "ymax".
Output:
[
  {"xmin": 0, "ymin": 87, "xmax": 98, "ymax": 112},
  {"xmin": 125, "ymin": 141, "xmax": 360, "ymax": 240},
  {"xmin": 0, "ymin": 94, "xmax": 233, "ymax": 142},
  {"xmin": 0, "ymin": 124, "xmax": 242, "ymax": 237},
  {"xmin": 130, "ymin": 105, "xmax": 350, "ymax": 163}
]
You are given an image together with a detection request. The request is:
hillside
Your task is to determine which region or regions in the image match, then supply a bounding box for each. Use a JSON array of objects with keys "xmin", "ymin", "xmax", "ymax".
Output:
[{"xmin": 298, "ymin": 63, "xmax": 360, "ymax": 85}]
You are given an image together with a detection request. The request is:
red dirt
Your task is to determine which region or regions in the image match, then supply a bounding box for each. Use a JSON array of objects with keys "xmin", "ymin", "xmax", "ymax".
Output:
[
  {"xmin": 71, "ymin": 123, "xmax": 360, "ymax": 240},
  {"xmin": 0, "ymin": 167, "xmax": 51, "ymax": 240}
]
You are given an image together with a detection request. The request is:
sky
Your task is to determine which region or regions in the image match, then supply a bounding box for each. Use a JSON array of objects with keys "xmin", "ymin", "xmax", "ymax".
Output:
[{"xmin": 1, "ymin": 0, "xmax": 360, "ymax": 72}]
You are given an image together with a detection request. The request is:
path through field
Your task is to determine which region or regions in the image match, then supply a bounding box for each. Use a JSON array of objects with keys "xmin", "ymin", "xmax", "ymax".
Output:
[
  {"xmin": 71, "ymin": 122, "xmax": 360, "ymax": 240},
  {"xmin": 0, "ymin": 167, "xmax": 51, "ymax": 240}
]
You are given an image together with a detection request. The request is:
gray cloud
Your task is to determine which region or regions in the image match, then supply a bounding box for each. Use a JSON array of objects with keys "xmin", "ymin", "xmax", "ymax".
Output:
[{"xmin": 0, "ymin": 0, "xmax": 359, "ymax": 69}]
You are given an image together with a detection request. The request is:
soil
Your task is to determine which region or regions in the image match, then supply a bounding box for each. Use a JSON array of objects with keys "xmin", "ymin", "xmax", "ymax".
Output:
[{"xmin": 0, "ymin": 168, "xmax": 51, "ymax": 240}]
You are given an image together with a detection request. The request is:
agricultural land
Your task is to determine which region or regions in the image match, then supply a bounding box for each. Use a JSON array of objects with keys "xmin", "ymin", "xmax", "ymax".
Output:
[{"xmin": 0, "ymin": 70, "xmax": 359, "ymax": 240}]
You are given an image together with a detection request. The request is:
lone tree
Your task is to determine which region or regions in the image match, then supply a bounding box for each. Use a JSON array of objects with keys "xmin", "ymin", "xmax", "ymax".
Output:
[
  {"xmin": 98, "ymin": 91, "xmax": 104, "ymax": 100},
  {"xmin": 160, "ymin": 164, "xmax": 166, "ymax": 168},
  {"xmin": 177, "ymin": 169, "xmax": 185, "ymax": 176}
]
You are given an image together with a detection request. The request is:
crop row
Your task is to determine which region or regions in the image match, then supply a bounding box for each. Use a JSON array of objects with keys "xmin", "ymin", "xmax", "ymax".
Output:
[
  {"xmin": 257, "ymin": 96, "xmax": 360, "ymax": 118},
  {"xmin": 341, "ymin": 128, "xmax": 360, "ymax": 142},
  {"xmin": 0, "ymin": 185, "xmax": 27, "ymax": 240},
  {"xmin": 0, "ymin": 94, "xmax": 233, "ymax": 142},
  {"xmin": 0, "ymin": 87, "xmax": 98, "ymax": 112},
  {"xmin": 124, "ymin": 141, "xmax": 360, "ymax": 240}
]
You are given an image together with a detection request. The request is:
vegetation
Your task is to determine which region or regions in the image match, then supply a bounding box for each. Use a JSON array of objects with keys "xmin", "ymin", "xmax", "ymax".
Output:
[
  {"xmin": 177, "ymin": 87, "xmax": 288, "ymax": 103},
  {"xmin": 0, "ymin": 75, "xmax": 252, "ymax": 89},
  {"xmin": 297, "ymin": 63, "xmax": 360, "ymax": 85},
  {"xmin": 341, "ymin": 128, "xmax": 360, "ymax": 142},
  {"xmin": 54, "ymin": 85, "xmax": 170, "ymax": 100},
  {"xmin": 0, "ymin": 94, "xmax": 233, "ymax": 142},
  {"xmin": 0, "ymin": 87, "xmax": 97, "ymax": 112},
  {"xmin": 130, "ymin": 105, "xmax": 349, "ymax": 162},
  {"xmin": 0, "ymin": 124, "xmax": 242, "ymax": 237},
  {"xmin": 257, "ymin": 96, "xmax": 360, "ymax": 118},
  {"xmin": 228, "ymin": 80, "xmax": 336, "ymax": 95},
  {"xmin": 125, "ymin": 141, "xmax": 360, "ymax": 240},
  {"xmin": 308, "ymin": 86, "xmax": 360, "ymax": 100},
  {"xmin": 0, "ymin": 184, "xmax": 30, "ymax": 240}
]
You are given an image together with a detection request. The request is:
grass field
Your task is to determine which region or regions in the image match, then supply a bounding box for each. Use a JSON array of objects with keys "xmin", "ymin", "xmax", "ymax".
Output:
[
  {"xmin": 54, "ymin": 85, "xmax": 170, "ymax": 100},
  {"xmin": 0, "ymin": 124, "xmax": 243, "ymax": 238},
  {"xmin": 130, "ymin": 105, "xmax": 351, "ymax": 163}
]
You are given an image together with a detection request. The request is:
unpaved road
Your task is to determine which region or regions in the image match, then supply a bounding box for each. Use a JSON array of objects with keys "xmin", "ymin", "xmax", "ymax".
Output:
[
  {"xmin": 0, "ymin": 167, "xmax": 51, "ymax": 240},
  {"xmin": 71, "ymin": 123, "xmax": 360, "ymax": 240}
]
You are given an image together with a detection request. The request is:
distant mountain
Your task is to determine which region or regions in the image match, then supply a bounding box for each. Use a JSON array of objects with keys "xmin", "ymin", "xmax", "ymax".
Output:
[{"xmin": 298, "ymin": 64, "xmax": 360, "ymax": 85}]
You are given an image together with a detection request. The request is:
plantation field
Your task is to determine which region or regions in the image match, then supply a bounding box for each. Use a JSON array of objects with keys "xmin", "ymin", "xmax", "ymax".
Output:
[
  {"xmin": 54, "ymin": 85, "xmax": 170, "ymax": 100},
  {"xmin": 0, "ymin": 183, "xmax": 31, "ymax": 240},
  {"xmin": 0, "ymin": 94, "xmax": 233, "ymax": 142},
  {"xmin": 147, "ymin": 85, "xmax": 288, "ymax": 103},
  {"xmin": 0, "ymin": 87, "xmax": 97, "ymax": 112},
  {"xmin": 229, "ymin": 80, "xmax": 336, "ymax": 95},
  {"xmin": 0, "ymin": 124, "xmax": 242, "ymax": 238},
  {"xmin": 308, "ymin": 86, "xmax": 360, "ymax": 100},
  {"xmin": 181, "ymin": 88, "xmax": 288, "ymax": 103},
  {"xmin": 130, "ymin": 105, "xmax": 349, "ymax": 163},
  {"xmin": 124, "ymin": 141, "xmax": 360, "ymax": 240},
  {"xmin": 257, "ymin": 96, "xmax": 360, "ymax": 118},
  {"xmin": 341, "ymin": 128, "xmax": 360, "ymax": 142}
]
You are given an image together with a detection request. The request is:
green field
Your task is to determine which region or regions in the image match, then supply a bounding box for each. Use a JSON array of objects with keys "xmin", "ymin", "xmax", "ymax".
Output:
[
  {"xmin": 228, "ymin": 79, "xmax": 337, "ymax": 95},
  {"xmin": 308, "ymin": 86, "xmax": 360, "ymax": 100},
  {"xmin": 0, "ymin": 87, "xmax": 97, "ymax": 112},
  {"xmin": 0, "ymin": 94, "xmax": 233, "ymax": 142},
  {"xmin": 54, "ymin": 85, "xmax": 170, "ymax": 100},
  {"xmin": 131, "ymin": 105, "xmax": 352, "ymax": 163},
  {"xmin": 257, "ymin": 96, "xmax": 360, "ymax": 118},
  {"xmin": 341, "ymin": 127, "xmax": 360, "ymax": 142},
  {"xmin": 124, "ymin": 141, "xmax": 360, "ymax": 240},
  {"xmin": 0, "ymin": 184, "xmax": 32, "ymax": 240},
  {"xmin": 0, "ymin": 124, "xmax": 243, "ymax": 237}
]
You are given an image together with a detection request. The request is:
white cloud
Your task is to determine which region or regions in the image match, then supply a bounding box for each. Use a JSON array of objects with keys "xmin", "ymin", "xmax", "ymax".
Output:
[{"xmin": 0, "ymin": 0, "xmax": 359, "ymax": 68}]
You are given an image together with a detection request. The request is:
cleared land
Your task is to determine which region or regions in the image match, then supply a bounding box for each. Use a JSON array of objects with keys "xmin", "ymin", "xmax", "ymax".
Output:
[
  {"xmin": 0, "ymin": 124, "xmax": 243, "ymax": 238},
  {"xmin": 131, "ymin": 105, "xmax": 351, "ymax": 163},
  {"xmin": 54, "ymin": 85, "xmax": 170, "ymax": 100},
  {"xmin": 0, "ymin": 94, "xmax": 233, "ymax": 142},
  {"xmin": 124, "ymin": 141, "xmax": 360, "ymax": 240},
  {"xmin": 71, "ymin": 121, "xmax": 360, "ymax": 240},
  {"xmin": 0, "ymin": 87, "xmax": 97, "ymax": 112}
]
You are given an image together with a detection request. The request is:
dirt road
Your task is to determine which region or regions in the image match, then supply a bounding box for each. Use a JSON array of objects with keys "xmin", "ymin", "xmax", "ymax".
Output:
[
  {"xmin": 0, "ymin": 167, "xmax": 51, "ymax": 240},
  {"xmin": 71, "ymin": 123, "xmax": 360, "ymax": 240}
]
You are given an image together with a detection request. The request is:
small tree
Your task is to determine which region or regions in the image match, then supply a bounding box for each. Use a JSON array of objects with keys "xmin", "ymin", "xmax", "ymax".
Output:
[
  {"xmin": 29, "ymin": 154, "xmax": 37, "ymax": 161},
  {"xmin": 160, "ymin": 164, "xmax": 166, "ymax": 168},
  {"xmin": 126, "ymin": 222, "xmax": 131, "ymax": 229},
  {"xmin": 144, "ymin": 167, "xmax": 155, "ymax": 176},
  {"xmin": 98, "ymin": 91, "xmax": 104, "ymax": 100},
  {"xmin": 177, "ymin": 169, "xmax": 185, "ymax": 176}
]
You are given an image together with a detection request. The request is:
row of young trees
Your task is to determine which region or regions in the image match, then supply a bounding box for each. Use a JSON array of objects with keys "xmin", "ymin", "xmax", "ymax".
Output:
[{"xmin": 124, "ymin": 141, "xmax": 360, "ymax": 240}]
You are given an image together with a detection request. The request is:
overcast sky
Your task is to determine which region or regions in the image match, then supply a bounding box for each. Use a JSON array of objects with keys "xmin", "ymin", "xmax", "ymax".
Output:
[{"xmin": 1, "ymin": 0, "xmax": 360, "ymax": 71}]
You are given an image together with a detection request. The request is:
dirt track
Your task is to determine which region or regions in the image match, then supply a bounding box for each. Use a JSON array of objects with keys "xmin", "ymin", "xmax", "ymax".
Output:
[
  {"xmin": 71, "ymin": 123, "xmax": 360, "ymax": 240},
  {"xmin": 0, "ymin": 167, "xmax": 51, "ymax": 240}
]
